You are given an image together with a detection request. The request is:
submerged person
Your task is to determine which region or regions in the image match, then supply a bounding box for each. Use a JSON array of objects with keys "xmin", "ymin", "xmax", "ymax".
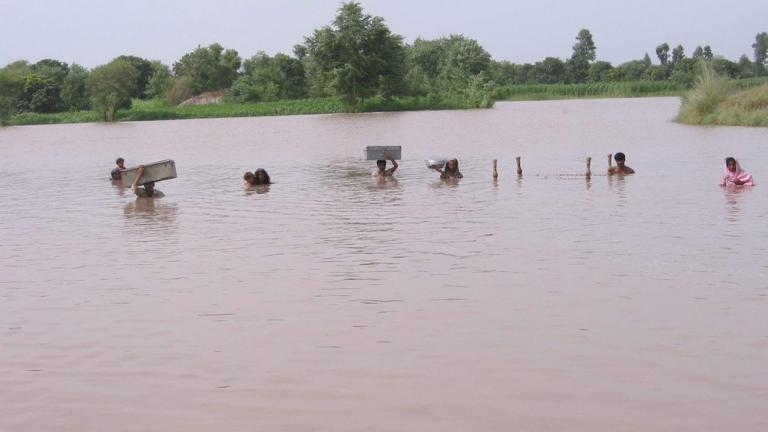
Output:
[
  {"xmin": 433, "ymin": 158, "xmax": 463, "ymax": 179},
  {"xmin": 373, "ymin": 149, "xmax": 399, "ymax": 178},
  {"xmin": 130, "ymin": 165, "xmax": 164, "ymax": 198},
  {"xmin": 607, "ymin": 152, "xmax": 635, "ymax": 175},
  {"xmin": 110, "ymin": 157, "xmax": 126, "ymax": 180},
  {"xmin": 721, "ymin": 157, "xmax": 754, "ymax": 186},
  {"xmin": 244, "ymin": 168, "xmax": 272, "ymax": 189}
]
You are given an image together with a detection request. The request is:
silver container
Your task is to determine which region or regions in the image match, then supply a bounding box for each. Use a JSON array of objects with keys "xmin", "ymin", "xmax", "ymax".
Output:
[
  {"xmin": 365, "ymin": 146, "xmax": 402, "ymax": 161},
  {"xmin": 121, "ymin": 159, "xmax": 177, "ymax": 185},
  {"xmin": 425, "ymin": 159, "xmax": 447, "ymax": 169}
]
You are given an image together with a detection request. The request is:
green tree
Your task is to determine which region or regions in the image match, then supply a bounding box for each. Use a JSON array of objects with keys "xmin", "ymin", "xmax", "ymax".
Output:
[
  {"xmin": 31, "ymin": 59, "xmax": 69, "ymax": 85},
  {"xmin": 671, "ymin": 45, "xmax": 685, "ymax": 66},
  {"xmin": 587, "ymin": 61, "xmax": 613, "ymax": 82},
  {"xmin": 61, "ymin": 63, "xmax": 90, "ymax": 110},
  {"xmin": 643, "ymin": 53, "xmax": 652, "ymax": 66},
  {"xmin": 145, "ymin": 61, "xmax": 173, "ymax": 99},
  {"xmin": 16, "ymin": 74, "xmax": 63, "ymax": 113},
  {"xmin": 114, "ymin": 55, "xmax": 153, "ymax": 98},
  {"xmin": 738, "ymin": 54, "xmax": 755, "ymax": 78},
  {"xmin": 87, "ymin": 59, "xmax": 138, "ymax": 121},
  {"xmin": 614, "ymin": 60, "xmax": 649, "ymax": 81},
  {"xmin": 670, "ymin": 58, "xmax": 698, "ymax": 87},
  {"xmin": 301, "ymin": 2, "xmax": 405, "ymax": 109},
  {"xmin": 173, "ymin": 43, "xmax": 242, "ymax": 94},
  {"xmin": 0, "ymin": 61, "xmax": 30, "ymax": 122},
  {"xmin": 227, "ymin": 51, "xmax": 307, "ymax": 103},
  {"xmin": 692, "ymin": 46, "xmax": 704, "ymax": 59},
  {"xmin": 752, "ymin": 32, "xmax": 768, "ymax": 76},
  {"xmin": 569, "ymin": 29, "xmax": 596, "ymax": 83},
  {"xmin": 656, "ymin": 43, "xmax": 670, "ymax": 65},
  {"xmin": 534, "ymin": 57, "xmax": 566, "ymax": 84},
  {"xmin": 703, "ymin": 46, "xmax": 713, "ymax": 60}
]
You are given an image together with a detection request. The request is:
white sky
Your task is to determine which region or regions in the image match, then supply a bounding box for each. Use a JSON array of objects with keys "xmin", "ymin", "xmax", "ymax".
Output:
[{"xmin": 1, "ymin": 0, "xmax": 766, "ymax": 68}]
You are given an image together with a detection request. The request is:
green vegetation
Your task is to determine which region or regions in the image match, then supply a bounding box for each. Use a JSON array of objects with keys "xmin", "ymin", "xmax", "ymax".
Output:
[
  {"xmin": 497, "ymin": 81, "xmax": 683, "ymax": 100},
  {"xmin": 7, "ymin": 95, "xmax": 479, "ymax": 126},
  {"xmin": 1, "ymin": 1, "xmax": 767, "ymax": 126},
  {"xmin": 676, "ymin": 64, "xmax": 768, "ymax": 127}
]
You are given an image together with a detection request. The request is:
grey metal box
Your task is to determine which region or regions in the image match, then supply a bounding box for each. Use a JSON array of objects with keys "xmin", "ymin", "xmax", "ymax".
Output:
[
  {"xmin": 121, "ymin": 159, "xmax": 177, "ymax": 185},
  {"xmin": 365, "ymin": 146, "xmax": 402, "ymax": 160}
]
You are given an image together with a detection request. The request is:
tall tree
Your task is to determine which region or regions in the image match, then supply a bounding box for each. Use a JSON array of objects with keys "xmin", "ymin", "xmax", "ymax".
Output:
[
  {"xmin": 703, "ymin": 46, "xmax": 713, "ymax": 60},
  {"xmin": 569, "ymin": 29, "xmax": 596, "ymax": 83},
  {"xmin": 753, "ymin": 32, "xmax": 768, "ymax": 76},
  {"xmin": 87, "ymin": 59, "xmax": 138, "ymax": 121},
  {"xmin": 671, "ymin": 45, "xmax": 685, "ymax": 66},
  {"xmin": 114, "ymin": 55, "xmax": 153, "ymax": 98},
  {"xmin": 656, "ymin": 43, "xmax": 670, "ymax": 65},
  {"xmin": 173, "ymin": 43, "xmax": 242, "ymax": 94},
  {"xmin": 692, "ymin": 46, "xmax": 704, "ymax": 59},
  {"xmin": 60, "ymin": 63, "xmax": 90, "ymax": 110},
  {"xmin": 643, "ymin": 53, "xmax": 652, "ymax": 66},
  {"xmin": 301, "ymin": 2, "xmax": 405, "ymax": 110}
]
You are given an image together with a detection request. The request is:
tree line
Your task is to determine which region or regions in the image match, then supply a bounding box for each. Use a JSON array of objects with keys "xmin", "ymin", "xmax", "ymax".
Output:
[{"xmin": 1, "ymin": 2, "xmax": 766, "ymax": 123}]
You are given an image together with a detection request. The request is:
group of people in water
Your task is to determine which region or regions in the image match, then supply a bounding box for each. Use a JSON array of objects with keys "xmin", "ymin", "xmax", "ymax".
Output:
[{"xmin": 111, "ymin": 152, "xmax": 755, "ymax": 198}]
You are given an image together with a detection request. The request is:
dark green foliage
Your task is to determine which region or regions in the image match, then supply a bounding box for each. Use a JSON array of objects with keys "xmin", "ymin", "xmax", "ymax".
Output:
[
  {"xmin": 569, "ymin": 29, "xmax": 596, "ymax": 83},
  {"xmin": 0, "ymin": 62, "xmax": 28, "ymax": 123},
  {"xmin": 753, "ymin": 32, "xmax": 768, "ymax": 76},
  {"xmin": 656, "ymin": 43, "xmax": 670, "ymax": 65},
  {"xmin": 703, "ymin": 46, "xmax": 713, "ymax": 60},
  {"xmin": 61, "ymin": 64, "xmax": 90, "ymax": 110},
  {"xmin": 301, "ymin": 2, "xmax": 405, "ymax": 110},
  {"xmin": 534, "ymin": 57, "xmax": 566, "ymax": 84},
  {"xmin": 87, "ymin": 59, "xmax": 138, "ymax": 121},
  {"xmin": 587, "ymin": 61, "xmax": 613, "ymax": 82},
  {"xmin": 145, "ymin": 61, "xmax": 173, "ymax": 100},
  {"xmin": 114, "ymin": 55, "xmax": 153, "ymax": 98},
  {"xmin": 738, "ymin": 55, "xmax": 755, "ymax": 79},
  {"xmin": 173, "ymin": 43, "xmax": 242, "ymax": 94},
  {"xmin": 692, "ymin": 46, "xmax": 704, "ymax": 59},
  {"xmin": 671, "ymin": 45, "xmax": 685, "ymax": 66},
  {"xmin": 670, "ymin": 58, "xmax": 698, "ymax": 87},
  {"xmin": 16, "ymin": 74, "xmax": 63, "ymax": 113},
  {"xmin": 227, "ymin": 52, "xmax": 307, "ymax": 103}
]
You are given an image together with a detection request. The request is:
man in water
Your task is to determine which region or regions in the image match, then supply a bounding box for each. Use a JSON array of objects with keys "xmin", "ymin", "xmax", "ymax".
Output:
[
  {"xmin": 111, "ymin": 157, "xmax": 126, "ymax": 180},
  {"xmin": 374, "ymin": 149, "xmax": 398, "ymax": 177},
  {"xmin": 130, "ymin": 165, "xmax": 164, "ymax": 198},
  {"xmin": 607, "ymin": 152, "xmax": 635, "ymax": 175}
]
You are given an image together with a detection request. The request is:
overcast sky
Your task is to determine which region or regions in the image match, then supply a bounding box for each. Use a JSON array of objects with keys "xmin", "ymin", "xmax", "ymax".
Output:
[{"xmin": 1, "ymin": 0, "xmax": 765, "ymax": 68}]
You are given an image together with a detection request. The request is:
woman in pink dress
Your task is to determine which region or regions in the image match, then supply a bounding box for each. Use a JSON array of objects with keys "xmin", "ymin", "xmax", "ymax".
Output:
[{"xmin": 721, "ymin": 157, "xmax": 754, "ymax": 186}]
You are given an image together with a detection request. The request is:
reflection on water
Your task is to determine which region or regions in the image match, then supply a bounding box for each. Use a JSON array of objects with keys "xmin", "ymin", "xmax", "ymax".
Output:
[{"xmin": 1, "ymin": 98, "xmax": 767, "ymax": 432}]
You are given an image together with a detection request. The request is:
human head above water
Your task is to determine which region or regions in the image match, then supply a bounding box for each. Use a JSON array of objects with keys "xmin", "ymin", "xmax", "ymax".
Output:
[
  {"xmin": 376, "ymin": 160, "xmax": 387, "ymax": 171},
  {"xmin": 144, "ymin": 181, "xmax": 155, "ymax": 197},
  {"xmin": 446, "ymin": 159, "xmax": 459, "ymax": 173},
  {"xmin": 614, "ymin": 152, "xmax": 626, "ymax": 164},
  {"xmin": 115, "ymin": 157, "xmax": 125, "ymax": 168},
  {"xmin": 725, "ymin": 157, "xmax": 737, "ymax": 172},
  {"xmin": 243, "ymin": 171, "xmax": 256, "ymax": 185},
  {"xmin": 254, "ymin": 168, "xmax": 271, "ymax": 185}
]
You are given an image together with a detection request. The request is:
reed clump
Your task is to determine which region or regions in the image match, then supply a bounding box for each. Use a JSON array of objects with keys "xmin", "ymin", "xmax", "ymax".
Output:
[{"xmin": 676, "ymin": 64, "xmax": 768, "ymax": 127}]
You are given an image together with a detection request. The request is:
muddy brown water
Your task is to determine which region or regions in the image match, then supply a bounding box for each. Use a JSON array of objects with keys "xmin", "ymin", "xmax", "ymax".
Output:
[{"xmin": 1, "ymin": 98, "xmax": 767, "ymax": 431}]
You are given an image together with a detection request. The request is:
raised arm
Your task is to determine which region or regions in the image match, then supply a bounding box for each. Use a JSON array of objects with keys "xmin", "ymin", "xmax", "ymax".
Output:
[
  {"xmin": 131, "ymin": 165, "xmax": 145, "ymax": 189},
  {"xmin": 607, "ymin": 154, "xmax": 614, "ymax": 175},
  {"xmin": 384, "ymin": 149, "xmax": 398, "ymax": 174}
]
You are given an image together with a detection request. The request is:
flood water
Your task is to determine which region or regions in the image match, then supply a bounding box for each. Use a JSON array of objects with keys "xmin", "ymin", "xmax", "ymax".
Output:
[{"xmin": 1, "ymin": 97, "xmax": 767, "ymax": 431}]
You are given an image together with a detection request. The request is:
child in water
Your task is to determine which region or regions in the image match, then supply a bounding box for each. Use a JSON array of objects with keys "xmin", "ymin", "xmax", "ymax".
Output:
[
  {"xmin": 244, "ymin": 168, "xmax": 272, "ymax": 189},
  {"xmin": 110, "ymin": 157, "xmax": 126, "ymax": 180},
  {"xmin": 433, "ymin": 158, "xmax": 463, "ymax": 179},
  {"xmin": 721, "ymin": 157, "xmax": 754, "ymax": 186},
  {"xmin": 374, "ymin": 149, "xmax": 398, "ymax": 177},
  {"xmin": 130, "ymin": 165, "xmax": 164, "ymax": 198}
]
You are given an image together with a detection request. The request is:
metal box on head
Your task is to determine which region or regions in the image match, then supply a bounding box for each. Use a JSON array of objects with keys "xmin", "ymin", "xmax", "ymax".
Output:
[
  {"xmin": 121, "ymin": 160, "xmax": 177, "ymax": 185},
  {"xmin": 365, "ymin": 146, "xmax": 402, "ymax": 161}
]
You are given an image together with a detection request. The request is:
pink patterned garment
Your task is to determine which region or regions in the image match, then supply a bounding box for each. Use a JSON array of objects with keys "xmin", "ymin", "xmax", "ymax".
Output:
[{"xmin": 723, "ymin": 160, "xmax": 754, "ymax": 186}]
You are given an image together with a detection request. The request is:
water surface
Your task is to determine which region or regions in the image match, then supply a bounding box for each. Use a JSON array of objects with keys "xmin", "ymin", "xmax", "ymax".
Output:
[{"xmin": 1, "ymin": 98, "xmax": 767, "ymax": 431}]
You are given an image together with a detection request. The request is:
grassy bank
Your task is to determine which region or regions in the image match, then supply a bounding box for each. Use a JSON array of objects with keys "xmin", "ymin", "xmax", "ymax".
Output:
[
  {"xmin": 676, "ymin": 68, "xmax": 768, "ymax": 127},
  {"xmin": 7, "ymin": 96, "xmax": 483, "ymax": 126},
  {"xmin": 497, "ymin": 81, "xmax": 684, "ymax": 100}
]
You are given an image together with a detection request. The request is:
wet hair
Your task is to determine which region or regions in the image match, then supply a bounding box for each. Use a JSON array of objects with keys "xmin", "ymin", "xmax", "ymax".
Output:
[
  {"xmin": 110, "ymin": 168, "xmax": 121, "ymax": 180},
  {"xmin": 144, "ymin": 182, "xmax": 155, "ymax": 197},
  {"xmin": 376, "ymin": 160, "xmax": 386, "ymax": 170},
  {"xmin": 254, "ymin": 168, "xmax": 271, "ymax": 185},
  {"xmin": 614, "ymin": 153, "xmax": 626, "ymax": 162},
  {"xmin": 725, "ymin": 157, "xmax": 736, "ymax": 165},
  {"xmin": 116, "ymin": 157, "xmax": 124, "ymax": 165},
  {"xmin": 243, "ymin": 171, "xmax": 256, "ymax": 185},
  {"xmin": 446, "ymin": 159, "xmax": 460, "ymax": 174}
]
